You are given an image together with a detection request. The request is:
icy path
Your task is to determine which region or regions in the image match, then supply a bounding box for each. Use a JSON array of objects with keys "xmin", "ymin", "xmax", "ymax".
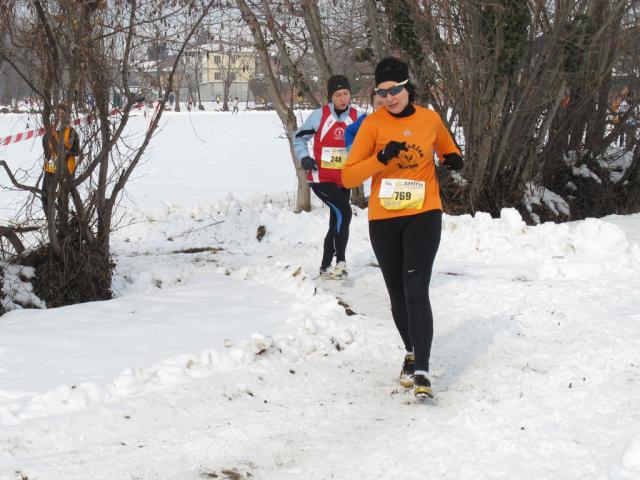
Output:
[{"xmin": 2, "ymin": 200, "xmax": 640, "ymax": 479}]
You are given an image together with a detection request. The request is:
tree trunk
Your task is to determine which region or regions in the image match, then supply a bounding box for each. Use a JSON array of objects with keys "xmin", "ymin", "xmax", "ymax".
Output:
[
  {"xmin": 300, "ymin": 0, "xmax": 333, "ymax": 83},
  {"xmin": 364, "ymin": 0, "xmax": 386, "ymax": 60},
  {"xmin": 174, "ymin": 72, "xmax": 182, "ymax": 112},
  {"xmin": 261, "ymin": 0, "xmax": 321, "ymax": 109},
  {"xmin": 223, "ymin": 80, "xmax": 230, "ymax": 111},
  {"xmin": 237, "ymin": 0, "xmax": 310, "ymax": 212}
]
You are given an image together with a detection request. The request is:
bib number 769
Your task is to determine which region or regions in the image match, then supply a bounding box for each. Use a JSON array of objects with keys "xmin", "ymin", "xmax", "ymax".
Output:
[{"xmin": 394, "ymin": 191, "xmax": 412, "ymax": 201}]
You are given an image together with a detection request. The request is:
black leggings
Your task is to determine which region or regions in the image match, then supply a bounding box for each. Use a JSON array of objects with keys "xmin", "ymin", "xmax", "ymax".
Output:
[
  {"xmin": 310, "ymin": 182, "xmax": 352, "ymax": 270},
  {"xmin": 369, "ymin": 210, "xmax": 442, "ymax": 372}
]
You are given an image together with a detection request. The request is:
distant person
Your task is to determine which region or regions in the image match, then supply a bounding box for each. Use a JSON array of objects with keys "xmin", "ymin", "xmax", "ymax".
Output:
[
  {"xmin": 187, "ymin": 95, "xmax": 193, "ymax": 112},
  {"xmin": 293, "ymin": 74, "xmax": 361, "ymax": 279},
  {"xmin": 168, "ymin": 91, "xmax": 175, "ymax": 106},
  {"xmin": 112, "ymin": 90, "xmax": 122, "ymax": 109},
  {"xmin": 232, "ymin": 97, "xmax": 239, "ymax": 114},
  {"xmin": 41, "ymin": 103, "xmax": 80, "ymax": 212},
  {"xmin": 343, "ymin": 57, "xmax": 464, "ymax": 399}
]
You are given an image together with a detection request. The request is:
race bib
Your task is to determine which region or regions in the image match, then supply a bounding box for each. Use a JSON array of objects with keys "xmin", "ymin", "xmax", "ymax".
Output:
[
  {"xmin": 378, "ymin": 178, "xmax": 425, "ymax": 210},
  {"xmin": 321, "ymin": 147, "xmax": 347, "ymax": 169}
]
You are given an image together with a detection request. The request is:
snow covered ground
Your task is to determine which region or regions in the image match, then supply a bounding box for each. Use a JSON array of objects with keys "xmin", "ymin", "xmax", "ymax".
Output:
[{"xmin": 1, "ymin": 111, "xmax": 640, "ymax": 479}]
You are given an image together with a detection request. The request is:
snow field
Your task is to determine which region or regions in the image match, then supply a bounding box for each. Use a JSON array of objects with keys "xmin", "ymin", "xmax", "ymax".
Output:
[{"xmin": 0, "ymin": 111, "xmax": 639, "ymax": 478}]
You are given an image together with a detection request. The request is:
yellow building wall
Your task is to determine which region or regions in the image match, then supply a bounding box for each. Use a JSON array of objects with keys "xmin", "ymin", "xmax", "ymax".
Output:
[{"xmin": 206, "ymin": 51, "xmax": 256, "ymax": 83}]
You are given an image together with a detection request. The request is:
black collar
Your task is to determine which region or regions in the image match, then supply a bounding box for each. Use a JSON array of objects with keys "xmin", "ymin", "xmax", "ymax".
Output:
[
  {"xmin": 334, "ymin": 106, "xmax": 348, "ymax": 117},
  {"xmin": 390, "ymin": 103, "xmax": 415, "ymax": 118}
]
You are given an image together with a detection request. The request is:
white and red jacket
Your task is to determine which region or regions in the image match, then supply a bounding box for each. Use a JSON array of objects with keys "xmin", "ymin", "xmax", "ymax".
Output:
[{"xmin": 294, "ymin": 103, "xmax": 360, "ymax": 187}]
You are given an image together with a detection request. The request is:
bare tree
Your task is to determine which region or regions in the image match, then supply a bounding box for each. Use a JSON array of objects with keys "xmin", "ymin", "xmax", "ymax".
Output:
[
  {"xmin": 300, "ymin": 0, "xmax": 333, "ymax": 82},
  {"xmin": 379, "ymin": 0, "xmax": 639, "ymax": 220},
  {"xmin": 364, "ymin": 0, "xmax": 387, "ymax": 60},
  {"xmin": 236, "ymin": 0, "xmax": 377, "ymax": 212},
  {"xmin": 236, "ymin": 0, "xmax": 322, "ymax": 212},
  {"xmin": 0, "ymin": 0, "xmax": 220, "ymax": 305}
]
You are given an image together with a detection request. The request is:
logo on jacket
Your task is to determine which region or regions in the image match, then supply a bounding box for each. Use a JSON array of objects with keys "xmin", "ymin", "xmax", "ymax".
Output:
[
  {"xmin": 403, "ymin": 129, "xmax": 412, "ymax": 137},
  {"xmin": 398, "ymin": 143, "xmax": 424, "ymax": 169},
  {"xmin": 334, "ymin": 127, "xmax": 345, "ymax": 140}
]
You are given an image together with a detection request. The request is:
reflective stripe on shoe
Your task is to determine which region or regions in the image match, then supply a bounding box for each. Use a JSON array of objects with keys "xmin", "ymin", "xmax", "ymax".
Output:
[{"xmin": 399, "ymin": 374, "xmax": 414, "ymax": 388}]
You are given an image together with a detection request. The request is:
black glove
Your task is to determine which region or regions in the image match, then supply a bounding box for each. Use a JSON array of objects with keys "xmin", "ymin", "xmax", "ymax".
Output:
[
  {"xmin": 443, "ymin": 152, "xmax": 464, "ymax": 171},
  {"xmin": 377, "ymin": 141, "xmax": 407, "ymax": 165},
  {"xmin": 300, "ymin": 156, "xmax": 318, "ymax": 171}
]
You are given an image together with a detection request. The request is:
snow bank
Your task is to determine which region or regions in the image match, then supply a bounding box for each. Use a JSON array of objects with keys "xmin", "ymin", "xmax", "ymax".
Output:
[
  {"xmin": 442, "ymin": 208, "xmax": 640, "ymax": 280},
  {"xmin": 0, "ymin": 254, "xmax": 356, "ymax": 425},
  {"xmin": 1, "ymin": 265, "xmax": 45, "ymax": 311}
]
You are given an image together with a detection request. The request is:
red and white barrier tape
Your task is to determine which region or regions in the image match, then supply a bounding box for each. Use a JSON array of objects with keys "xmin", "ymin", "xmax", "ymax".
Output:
[
  {"xmin": 1, "ymin": 127, "xmax": 46, "ymax": 146},
  {"xmin": 0, "ymin": 104, "xmax": 144, "ymax": 148}
]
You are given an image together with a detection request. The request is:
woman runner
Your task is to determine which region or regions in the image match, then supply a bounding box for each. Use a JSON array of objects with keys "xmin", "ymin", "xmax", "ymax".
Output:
[
  {"xmin": 342, "ymin": 57, "xmax": 464, "ymax": 398},
  {"xmin": 294, "ymin": 75, "xmax": 361, "ymax": 278}
]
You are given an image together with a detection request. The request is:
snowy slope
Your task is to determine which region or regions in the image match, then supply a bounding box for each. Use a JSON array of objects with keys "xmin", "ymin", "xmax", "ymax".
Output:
[{"xmin": 1, "ymin": 112, "xmax": 640, "ymax": 479}]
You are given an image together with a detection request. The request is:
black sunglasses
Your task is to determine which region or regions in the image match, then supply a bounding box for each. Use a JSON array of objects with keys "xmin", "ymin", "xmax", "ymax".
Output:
[{"xmin": 375, "ymin": 79, "xmax": 409, "ymax": 98}]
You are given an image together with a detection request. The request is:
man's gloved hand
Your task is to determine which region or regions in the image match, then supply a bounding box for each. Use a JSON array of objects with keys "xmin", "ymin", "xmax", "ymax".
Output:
[
  {"xmin": 443, "ymin": 152, "xmax": 464, "ymax": 171},
  {"xmin": 377, "ymin": 140, "xmax": 407, "ymax": 165},
  {"xmin": 300, "ymin": 156, "xmax": 318, "ymax": 171}
]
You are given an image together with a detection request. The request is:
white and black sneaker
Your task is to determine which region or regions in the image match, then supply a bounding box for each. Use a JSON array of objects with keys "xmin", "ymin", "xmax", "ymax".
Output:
[
  {"xmin": 332, "ymin": 261, "xmax": 348, "ymax": 279},
  {"xmin": 399, "ymin": 353, "xmax": 415, "ymax": 388},
  {"xmin": 413, "ymin": 372, "xmax": 433, "ymax": 399},
  {"xmin": 319, "ymin": 266, "xmax": 332, "ymax": 278},
  {"xmin": 318, "ymin": 262, "xmax": 348, "ymax": 280}
]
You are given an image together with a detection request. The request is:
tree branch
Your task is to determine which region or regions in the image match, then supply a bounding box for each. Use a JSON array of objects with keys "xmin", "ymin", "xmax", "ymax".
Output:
[{"xmin": 0, "ymin": 160, "xmax": 42, "ymax": 195}]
